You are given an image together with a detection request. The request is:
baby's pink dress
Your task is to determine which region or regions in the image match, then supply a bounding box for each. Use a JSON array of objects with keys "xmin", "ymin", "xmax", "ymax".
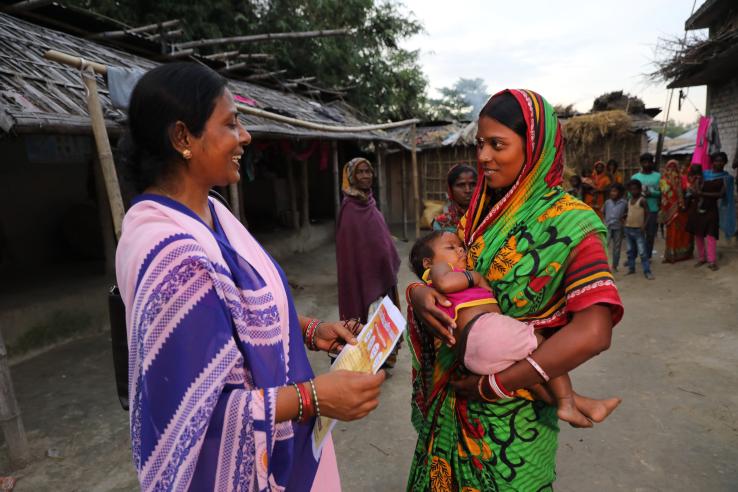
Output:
[{"xmin": 424, "ymin": 267, "xmax": 538, "ymax": 374}]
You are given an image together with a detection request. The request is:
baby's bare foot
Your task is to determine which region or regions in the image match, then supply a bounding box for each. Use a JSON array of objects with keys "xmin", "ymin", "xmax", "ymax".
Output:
[
  {"xmin": 575, "ymin": 395, "xmax": 622, "ymax": 423},
  {"xmin": 557, "ymin": 398, "xmax": 593, "ymax": 428}
]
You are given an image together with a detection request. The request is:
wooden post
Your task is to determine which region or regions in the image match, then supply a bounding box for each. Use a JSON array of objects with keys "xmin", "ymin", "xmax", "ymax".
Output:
[
  {"xmin": 376, "ymin": 142, "xmax": 388, "ymax": 218},
  {"xmin": 228, "ymin": 182, "xmax": 242, "ymax": 222},
  {"xmin": 286, "ymin": 156, "xmax": 300, "ymax": 230},
  {"xmin": 300, "ymin": 159, "xmax": 310, "ymax": 230},
  {"xmin": 401, "ymin": 151, "xmax": 408, "ymax": 241},
  {"xmin": 92, "ymin": 157, "xmax": 117, "ymax": 274},
  {"xmin": 0, "ymin": 331, "xmax": 30, "ymax": 469},
  {"xmin": 332, "ymin": 141, "xmax": 341, "ymax": 222},
  {"xmin": 80, "ymin": 65, "xmax": 125, "ymax": 240},
  {"xmin": 411, "ymin": 123, "xmax": 420, "ymax": 239}
]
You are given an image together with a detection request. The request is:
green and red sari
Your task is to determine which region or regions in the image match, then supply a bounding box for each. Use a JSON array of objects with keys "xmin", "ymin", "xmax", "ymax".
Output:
[{"xmin": 406, "ymin": 90, "xmax": 623, "ymax": 491}]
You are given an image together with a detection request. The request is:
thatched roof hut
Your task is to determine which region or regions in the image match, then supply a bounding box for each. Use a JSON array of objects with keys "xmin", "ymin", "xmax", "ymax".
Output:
[
  {"xmin": 560, "ymin": 109, "xmax": 657, "ymax": 175},
  {"xmin": 0, "ymin": 12, "xmax": 397, "ymax": 144}
]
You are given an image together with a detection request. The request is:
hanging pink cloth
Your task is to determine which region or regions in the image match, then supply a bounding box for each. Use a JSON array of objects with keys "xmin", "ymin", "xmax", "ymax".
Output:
[{"xmin": 691, "ymin": 116, "xmax": 712, "ymax": 170}]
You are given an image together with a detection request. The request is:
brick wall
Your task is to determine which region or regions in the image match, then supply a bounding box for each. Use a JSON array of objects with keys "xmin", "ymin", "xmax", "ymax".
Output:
[{"xmin": 707, "ymin": 77, "xmax": 738, "ymax": 173}]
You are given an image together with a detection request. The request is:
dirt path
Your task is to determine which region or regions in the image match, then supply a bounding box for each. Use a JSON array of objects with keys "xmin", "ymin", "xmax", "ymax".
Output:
[{"xmin": 1, "ymin": 235, "xmax": 736, "ymax": 491}]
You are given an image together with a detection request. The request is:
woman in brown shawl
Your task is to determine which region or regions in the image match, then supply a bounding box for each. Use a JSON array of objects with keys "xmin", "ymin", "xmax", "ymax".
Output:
[{"xmin": 335, "ymin": 157, "xmax": 401, "ymax": 335}]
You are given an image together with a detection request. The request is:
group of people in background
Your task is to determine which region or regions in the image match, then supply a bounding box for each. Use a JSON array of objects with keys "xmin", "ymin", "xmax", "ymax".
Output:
[{"xmin": 568, "ymin": 151, "xmax": 736, "ymax": 277}]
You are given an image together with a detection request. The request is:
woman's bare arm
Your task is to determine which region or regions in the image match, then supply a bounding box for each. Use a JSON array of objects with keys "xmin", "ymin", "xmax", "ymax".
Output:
[
  {"xmin": 497, "ymin": 304, "xmax": 613, "ymax": 389},
  {"xmin": 451, "ymin": 304, "xmax": 613, "ymax": 398}
]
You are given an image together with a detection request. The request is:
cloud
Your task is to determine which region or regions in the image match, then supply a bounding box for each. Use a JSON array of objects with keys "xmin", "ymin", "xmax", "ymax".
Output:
[{"xmin": 398, "ymin": 0, "xmax": 706, "ymax": 123}]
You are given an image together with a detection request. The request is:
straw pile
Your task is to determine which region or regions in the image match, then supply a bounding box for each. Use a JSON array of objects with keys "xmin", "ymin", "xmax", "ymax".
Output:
[
  {"xmin": 562, "ymin": 110, "xmax": 632, "ymax": 146},
  {"xmin": 562, "ymin": 109, "xmax": 634, "ymax": 171}
]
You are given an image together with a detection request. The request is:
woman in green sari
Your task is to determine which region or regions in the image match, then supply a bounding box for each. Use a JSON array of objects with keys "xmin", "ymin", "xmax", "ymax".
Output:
[{"xmin": 406, "ymin": 89, "xmax": 623, "ymax": 491}]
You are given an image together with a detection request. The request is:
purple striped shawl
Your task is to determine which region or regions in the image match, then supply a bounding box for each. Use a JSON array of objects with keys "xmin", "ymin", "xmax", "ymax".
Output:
[{"xmin": 116, "ymin": 194, "xmax": 331, "ymax": 491}]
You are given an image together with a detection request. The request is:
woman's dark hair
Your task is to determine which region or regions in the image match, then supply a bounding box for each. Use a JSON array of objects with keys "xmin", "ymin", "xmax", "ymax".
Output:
[
  {"xmin": 479, "ymin": 92, "xmax": 527, "ymax": 139},
  {"xmin": 606, "ymin": 159, "xmax": 618, "ymax": 169},
  {"xmin": 122, "ymin": 62, "xmax": 228, "ymax": 192},
  {"xmin": 447, "ymin": 164, "xmax": 477, "ymax": 188},
  {"xmin": 409, "ymin": 231, "xmax": 445, "ymax": 279},
  {"xmin": 710, "ymin": 151, "xmax": 728, "ymax": 163}
]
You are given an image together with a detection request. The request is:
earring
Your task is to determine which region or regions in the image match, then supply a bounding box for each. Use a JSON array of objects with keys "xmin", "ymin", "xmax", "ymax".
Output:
[{"xmin": 182, "ymin": 149, "xmax": 192, "ymax": 160}]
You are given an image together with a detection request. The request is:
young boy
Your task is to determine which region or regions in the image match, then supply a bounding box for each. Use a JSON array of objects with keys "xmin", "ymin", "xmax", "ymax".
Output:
[
  {"xmin": 602, "ymin": 183, "xmax": 627, "ymax": 272},
  {"xmin": 625, "ymin": 179, "xmax": 654, "ymax": 279},
  {"xmin": 409, "ymin": 231, "xmax": 621, "ymax": 428}
]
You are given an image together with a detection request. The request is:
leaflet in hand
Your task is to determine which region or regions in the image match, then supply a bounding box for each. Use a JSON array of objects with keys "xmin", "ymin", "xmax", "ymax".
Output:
[{"xmin": 311, "ymin": 296, "xmax": 406, "ymax": 458}]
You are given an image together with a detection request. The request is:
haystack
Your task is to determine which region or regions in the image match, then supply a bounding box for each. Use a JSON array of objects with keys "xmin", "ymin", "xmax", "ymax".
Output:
[{"xmin": 562, "ymin": 110, "xmax": 634, "ymax": 171}]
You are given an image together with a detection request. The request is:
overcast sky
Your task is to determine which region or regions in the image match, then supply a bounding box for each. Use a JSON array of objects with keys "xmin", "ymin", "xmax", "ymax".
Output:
[{"xmin": 398, "ymin": 0, "xmax": 706, "ymax": 123}]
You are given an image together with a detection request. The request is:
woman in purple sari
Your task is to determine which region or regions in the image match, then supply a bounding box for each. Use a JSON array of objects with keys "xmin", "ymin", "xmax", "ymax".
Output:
[
  {"xmin": 115, "ymin": 63, "xmax": 385, "ymax": 491},
  {"xmin": 335, "ymin": 158, "xmax": 401, "ymax": 366},
  {"xmin": 335, "ymin": 158, "xmax": 401, "ymax": 322}
]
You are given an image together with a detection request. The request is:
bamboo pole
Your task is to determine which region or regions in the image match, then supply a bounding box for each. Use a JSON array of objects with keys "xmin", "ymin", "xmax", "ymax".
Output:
[
  {"xmin": 300, "ymin": 159, "xmax": 310, "ymax": 230},
  {"xmin": 80, "ymin": 64, "xmax": 125, "ymax": 239},
  {"xmin": 148, "ymin": 29, "xmax": 184, "ymax": 41},
  {"xmin": 175, "ymin": 28, "xmax": 351, "ymax": 50},
  {"xmin": 401, "ymin": 151, "xmax": 408, "ymax": 241},
  {"xmin": 0, "ymin": 331, "xmax": 29, "ymax": 470},
  {"xmin": 376, "ymin": 142, "xmax": 387, "ymax": 216},
  {"xmin": 90, "ymin": 19, "xmax": 180, "ymax": 39},
  {"xmin": 235, "ymin": 102, "xmax": 419, "ymax": 132},
  {"xmin": 2, "ymin": 0, "xmax": 51, "ymax": 13},
  {"xmin": 43, "ymin": 50, "xmax": 420, "ymax": 134},
  {"xmin": 228, "ymin": 182, "xmax": 242, "ymax": 222},
  {"xmin": 332, "ymin": 141, "xmax": 341, "ymax": 222},
  {"xmin": 204, "ymin": 50, "xmax": 240, "ymax": 61},
  {"xmin": 167, "ymin": 49, "xmax": 195, "ymax": 59},
  {"xmin": 93, "ymin": 157, "xmax": 117, "ymax": 273},
  {"xmin": 411, "ymin": 123, "xmax": 420, "ymax": 239},
  {"xmin": 286, "ymin": 156, "xmax": 299, "ymax": 230},
  {"xmin": 244, "ymin": 69, "xmax": 287, "ymax": 81}
]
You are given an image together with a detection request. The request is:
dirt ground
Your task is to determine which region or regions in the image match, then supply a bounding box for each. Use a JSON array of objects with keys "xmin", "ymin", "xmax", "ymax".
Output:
[{"xmin": 1, "ymin": 233, "xmax": 737, "ymax": 491}]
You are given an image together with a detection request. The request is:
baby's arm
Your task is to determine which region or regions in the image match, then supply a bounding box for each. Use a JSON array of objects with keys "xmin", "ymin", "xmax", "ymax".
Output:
[{"xmin": 429, "ymin": 264, "xmax": 486, "ymax": 294}]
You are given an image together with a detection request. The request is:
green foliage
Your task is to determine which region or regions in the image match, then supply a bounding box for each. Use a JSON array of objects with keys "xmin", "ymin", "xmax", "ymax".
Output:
[
  {"xmin": 428, "ymin": 78, "xmax": 488, "ymax": 121},
  {"xmin": 656, "ymin": 118, "xmax": 698, "ymax": 138},
  {"xmin": 69, "ymin": 0, "xmax": 428, "ymax": 121}
]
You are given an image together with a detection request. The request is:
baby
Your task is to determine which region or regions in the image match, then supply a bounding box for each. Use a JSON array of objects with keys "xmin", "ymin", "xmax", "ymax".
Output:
[{"xmin": 410, "ymin": 231, "xmax": 620, "ymax": 427}]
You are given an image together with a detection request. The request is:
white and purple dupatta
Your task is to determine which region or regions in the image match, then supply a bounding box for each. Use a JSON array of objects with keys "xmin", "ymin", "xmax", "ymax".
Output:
[{"xmin": 116, "ymin": 194, "xmax": 339, "ymax": 491}]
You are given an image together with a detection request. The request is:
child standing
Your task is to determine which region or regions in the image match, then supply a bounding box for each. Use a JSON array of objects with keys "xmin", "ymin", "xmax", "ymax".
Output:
[
  {"xmin": 625, "ymin": 179, "xmax": 654, "ymax": 279},
  {"xmin": 602, "ymin": 183, "xmax": 627, "ymax": 272},
  {"xmin": 686, "ymin": 164, "xmax": 725, "ymax": 270}
]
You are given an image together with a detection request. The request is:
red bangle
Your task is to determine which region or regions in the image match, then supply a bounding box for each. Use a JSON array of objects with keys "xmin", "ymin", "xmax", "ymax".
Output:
[
  {"xmin": 297, "ymin": 382, "xmax": 313, "ymax": 422},
  {"xmin": 303, "ymin": 319, "xmax": 321, "ymax": 351},
  {"xmin": 405, "ymin": 282, "xmax": 426, "ymax": 304},
  {"xmin": 495, "ymin": 374, "xmax": 515, "ymax": 398}
]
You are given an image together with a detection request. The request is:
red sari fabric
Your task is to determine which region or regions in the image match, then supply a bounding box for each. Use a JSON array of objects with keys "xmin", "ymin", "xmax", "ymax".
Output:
[
  {"xmin": 524, "ymin": 233, "xmax": 623, "ymax": 330},
  {"xmin": 660, "ymin": 161, "xmax": 693, "ymax": 262}
]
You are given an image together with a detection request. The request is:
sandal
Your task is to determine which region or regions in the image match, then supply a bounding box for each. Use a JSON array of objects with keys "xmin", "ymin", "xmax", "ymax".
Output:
[
  {"xmin": 708, "ymin": 263, "xmax": 719, "ymax": 271},
  {"xmin": 694, "ymin": 260, "xmax": 707, "ymax": 268}
]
